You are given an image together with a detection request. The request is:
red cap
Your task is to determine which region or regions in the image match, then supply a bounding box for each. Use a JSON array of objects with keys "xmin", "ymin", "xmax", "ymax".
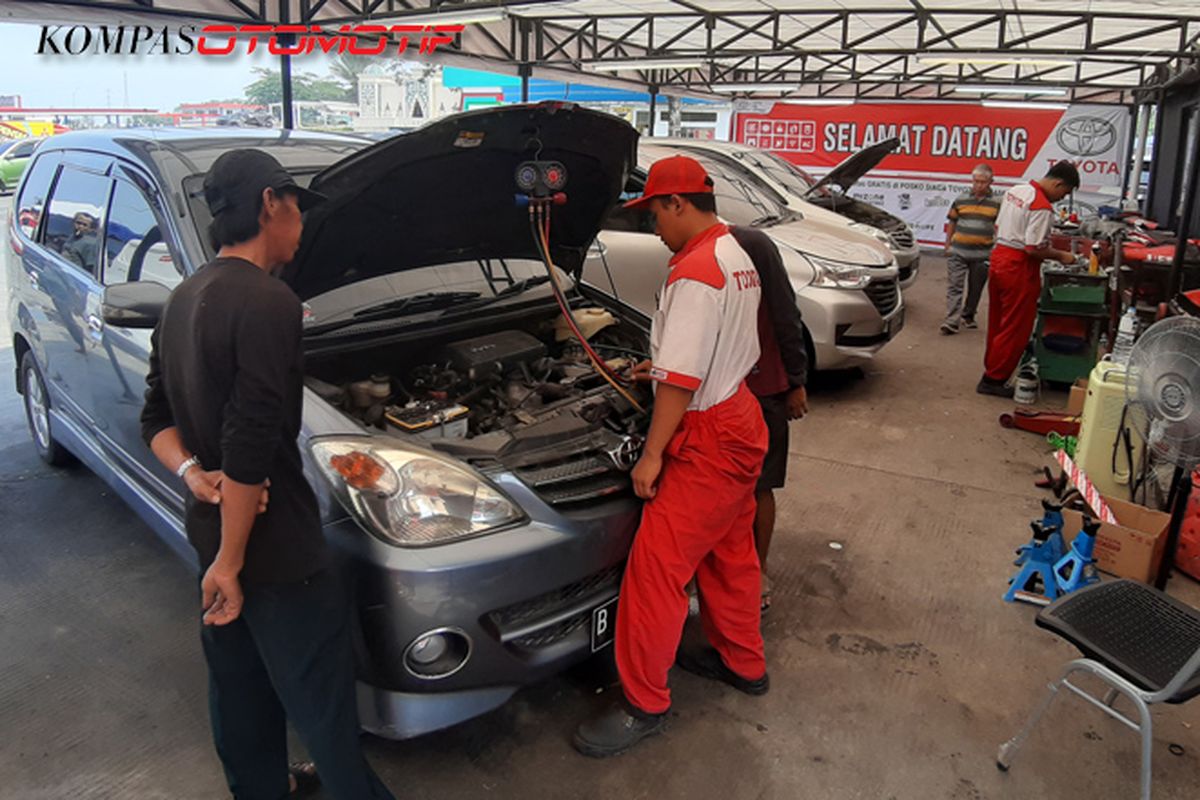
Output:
[{"xmin": 623, "ymin": 155, "xmax": 714, "ymax": 209}]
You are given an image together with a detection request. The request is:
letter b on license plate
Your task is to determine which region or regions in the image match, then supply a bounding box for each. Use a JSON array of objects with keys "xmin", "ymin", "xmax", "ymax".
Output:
[{"xmin": 591, "ymin": 597, "xmax": 617, "ymax": 652}]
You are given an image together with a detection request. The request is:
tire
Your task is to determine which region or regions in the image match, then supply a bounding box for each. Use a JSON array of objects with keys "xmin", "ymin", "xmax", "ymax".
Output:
[{"xmin": 20, "ymin": 351, "xmax": 74, "ymax": 466}]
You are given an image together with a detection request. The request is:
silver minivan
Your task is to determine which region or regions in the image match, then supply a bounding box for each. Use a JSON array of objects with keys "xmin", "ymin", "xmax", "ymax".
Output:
[{"xmin": 585, "ymin": 143, "xmax": 905, "ymax": 371}]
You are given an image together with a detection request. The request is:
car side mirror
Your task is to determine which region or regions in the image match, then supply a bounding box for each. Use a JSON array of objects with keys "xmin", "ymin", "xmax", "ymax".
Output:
[{"xmin": 102, "ymin": 281, "xmax": 170, "ymax": 328}]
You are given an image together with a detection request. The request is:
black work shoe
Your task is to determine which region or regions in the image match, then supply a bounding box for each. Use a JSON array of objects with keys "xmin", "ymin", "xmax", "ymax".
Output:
[
  {"xmin": 962, "ymin": 317, "xmax": 978, "ymax": 329},
  {"xmin": 940, "ymin": 321, "xmax": 959, "ymax": 335},
  {"xmin": 976, "ymin": 376, "xmax": 1014, "ymax": 398},
  {"xmin": 675, "ymin": 647, "xmax": 770, "ymax": 696},
  {"xmin": 573, "ymin": 702, "xmax": 667, "ymax": 758}
]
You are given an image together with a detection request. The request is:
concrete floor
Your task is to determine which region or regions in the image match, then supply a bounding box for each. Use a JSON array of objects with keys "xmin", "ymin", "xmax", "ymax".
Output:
[{"xmin": 2, "ymin": 204, "xmax": 1198, "ymax": 798}]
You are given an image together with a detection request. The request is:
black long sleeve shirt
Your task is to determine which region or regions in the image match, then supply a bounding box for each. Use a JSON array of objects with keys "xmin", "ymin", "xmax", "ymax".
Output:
[
  {"xmin": 141, "ymin": 257, "xmax": 327, "ymax": 585},
  {"xmin": 730, "ymin": 226, "xmax": 809, "ymax": 395}
]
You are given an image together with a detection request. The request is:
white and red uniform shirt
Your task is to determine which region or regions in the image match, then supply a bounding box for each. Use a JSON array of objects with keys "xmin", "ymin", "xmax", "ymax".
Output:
[
  {"xmin": 994, "ymin": 181, "xmax": 1055, "ymax": 254},
  {"xmin": 649, "ymin": 223, "xmax": 762, "ymax": 411}
]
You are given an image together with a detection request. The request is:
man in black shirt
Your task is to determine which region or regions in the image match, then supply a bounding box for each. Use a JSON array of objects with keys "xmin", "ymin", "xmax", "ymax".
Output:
[
  {"xmin": 730, "ymin": 226, "xmax": 808, "ymax": 614},
  {"xmin": 141, "ymin": 149, "xmax": 394, "ymax": 800}
]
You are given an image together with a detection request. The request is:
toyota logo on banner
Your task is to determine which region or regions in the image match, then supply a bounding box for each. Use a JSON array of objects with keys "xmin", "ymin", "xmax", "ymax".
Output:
[{"xmin": 1056, "ymin": 117, "xmax": 1118, "ymax": 157}]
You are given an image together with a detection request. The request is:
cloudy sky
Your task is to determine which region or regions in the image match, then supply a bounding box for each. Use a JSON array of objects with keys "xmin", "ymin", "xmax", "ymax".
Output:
[{"xmin": 0, "ymin": 22, "xmax": 344, "ymax": 110}]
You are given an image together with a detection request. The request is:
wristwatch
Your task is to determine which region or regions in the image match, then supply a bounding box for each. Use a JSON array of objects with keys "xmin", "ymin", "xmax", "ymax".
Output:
[{"xmin": 176, "ymin": 455, "xmax": 200, "ymax": 479}]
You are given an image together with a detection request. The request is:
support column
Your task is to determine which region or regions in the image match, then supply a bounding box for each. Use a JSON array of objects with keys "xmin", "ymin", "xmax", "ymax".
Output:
[
  {"xmin": 1126, "ymin": 104, "xmax": 1151, "ymax": 207},
  {"xmin": 279, "ymin": 0, "xmax": 294, "ymax": 130},
  {"xmin": 647, "ymin": 84, "xmax": 658, "ymax": 137},
  {"xmin": 519, "ymin": 64, "xmax": 532, "ymax": 103}
]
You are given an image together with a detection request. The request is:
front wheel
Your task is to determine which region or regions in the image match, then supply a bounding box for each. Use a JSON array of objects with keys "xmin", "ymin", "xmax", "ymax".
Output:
[{"xmin": 21, "ymin": 351, "xmax": 74, "ymax": 466}]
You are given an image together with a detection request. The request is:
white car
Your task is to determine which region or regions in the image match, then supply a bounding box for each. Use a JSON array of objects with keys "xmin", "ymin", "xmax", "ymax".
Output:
[
  {"xmin": 656, "ymin": 137, "xmax": 920, "ymax": 289},
  {"xmin": 584, "ymin": 143, "xmax": 905, "ymax": 372}
]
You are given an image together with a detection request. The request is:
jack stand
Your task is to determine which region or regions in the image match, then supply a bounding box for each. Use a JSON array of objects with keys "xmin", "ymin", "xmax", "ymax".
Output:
[
  {"xmin": 1005, "ymin": 500, "xmax": 1068, "ymax": 605},
  {"xmin": 1054, "ymin": 517, "xmax": 1102, "ymax": 594}
]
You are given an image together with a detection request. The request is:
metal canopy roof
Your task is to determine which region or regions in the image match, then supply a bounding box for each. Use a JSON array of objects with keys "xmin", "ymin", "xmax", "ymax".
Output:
[{"xmin": 8, "ymin": 1, "xmax": 1200, "ymax": 104}]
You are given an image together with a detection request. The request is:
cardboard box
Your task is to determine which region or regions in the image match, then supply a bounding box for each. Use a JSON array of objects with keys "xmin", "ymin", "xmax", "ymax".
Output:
[
  {"xmin": 1062, "ymin": 495, "xmax": 1171, "ymax": 583},
  {"xmin": 1067, "ymin": 378, "xmax": 1088, "ymax": 416}
]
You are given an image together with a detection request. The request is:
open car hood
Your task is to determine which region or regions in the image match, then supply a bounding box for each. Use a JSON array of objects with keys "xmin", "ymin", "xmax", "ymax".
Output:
[
  {"xmin": 808, "ymin": 136, "xmax": 899, "ymax": 196},
  {"xmin": 284, "ymin": 103, "xmax": 639, "ymax": 301}
]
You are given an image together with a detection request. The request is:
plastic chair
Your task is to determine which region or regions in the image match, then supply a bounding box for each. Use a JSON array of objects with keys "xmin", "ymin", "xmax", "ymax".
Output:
[{"xmin": 997, "ymin": 579, "xmax": 1200, "ymax": 799}]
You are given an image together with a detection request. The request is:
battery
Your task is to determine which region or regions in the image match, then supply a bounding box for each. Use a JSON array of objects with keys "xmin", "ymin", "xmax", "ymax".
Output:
[{"xmin": 385, "ymin": 400, "xmax": 470, "ymax": 439}]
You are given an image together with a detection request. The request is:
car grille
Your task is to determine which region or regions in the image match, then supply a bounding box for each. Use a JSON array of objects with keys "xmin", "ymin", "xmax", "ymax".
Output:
[
  {"xmin": 882, "ymin": 220, "xmax": 915, "ymax": 250},
  {"xmin": 485, "ymin": 564, "xmax": 624, "ymax": 651},
  {"xmin": 513, "ymin": 449, "xmax": 631, "ymax": 506},
  {"xmin": 865, "ymin": 279, "xmax": 900, "ymax": 317}
]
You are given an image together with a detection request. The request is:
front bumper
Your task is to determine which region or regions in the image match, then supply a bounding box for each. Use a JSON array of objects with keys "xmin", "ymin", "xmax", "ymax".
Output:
[
  {"xmin": 895, "ymin": 249, "xmax": 920, "ymax": 289},
  {"xmin": 324, "ymin": 473, "xmax": 639, "ymax": 739},
  {"xmin": 799, "ymin": 280, "xmax": 905, "ymax": 371}
]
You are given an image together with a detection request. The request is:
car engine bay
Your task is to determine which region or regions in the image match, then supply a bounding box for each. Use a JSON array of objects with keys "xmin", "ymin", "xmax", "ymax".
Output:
[{"xmin": 305, "ymin": 309, "xmax": 652, "ymax": 504}]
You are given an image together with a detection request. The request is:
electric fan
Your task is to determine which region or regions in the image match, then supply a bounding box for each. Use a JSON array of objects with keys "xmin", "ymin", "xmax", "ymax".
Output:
[{"xmin": 1124, "ymin": 316, "xmax": 1200, "ymax": 587}]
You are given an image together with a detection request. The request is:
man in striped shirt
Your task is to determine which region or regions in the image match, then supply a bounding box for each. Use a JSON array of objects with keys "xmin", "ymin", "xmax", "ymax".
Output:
[{"xmin": 941, "ymin": 164, "xmax": 1001, "ymax": 335}]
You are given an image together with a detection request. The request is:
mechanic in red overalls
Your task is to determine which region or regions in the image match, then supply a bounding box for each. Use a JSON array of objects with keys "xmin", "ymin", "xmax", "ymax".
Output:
[
  {"xmin": 977, "ymin": 161, "xmax": 1081, "ymax": 397},
  {"xmin": 574, "ymin": 156, "xmax": 769, "ymax": 758}
]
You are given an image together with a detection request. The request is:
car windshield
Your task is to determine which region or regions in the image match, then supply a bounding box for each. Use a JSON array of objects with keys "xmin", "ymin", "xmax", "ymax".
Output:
[
  {"xmin": 642, "ymin": 147, "xmax": 789, "ymax": 228},
  {"xmin": 0, "ymin": 140, "xmax": 17, "ymax": 156},
  {"xmin": 182, "ymin": 169, "xmax": 568, "ymax": 331},
  {"xmin": 303, "ymin": 259, "xmax": 569, "ymax": 332},
  {"xmin": 731, "ymin": 148, "xmax": 818, "ymax": 199}
]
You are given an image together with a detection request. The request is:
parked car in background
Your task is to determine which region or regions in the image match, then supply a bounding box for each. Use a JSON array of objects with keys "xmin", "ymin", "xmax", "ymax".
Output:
[
  {"xmin": 675, "ymin": 137, "xmax": 920, "ymax": 288},
  {"xmin": 6, "ymin": 105, "xmax": 656, "ymax": 740},
  {"xmin": 214, "ymin": 111, "xmax": 274, "ymax": 128},
  {"xmin": 584, "ymin": 142, "xmax": 905, "ymax": 372},
  {"xmin": 0, "ymin": 137, "xmax": 42, "ymax": 194}
]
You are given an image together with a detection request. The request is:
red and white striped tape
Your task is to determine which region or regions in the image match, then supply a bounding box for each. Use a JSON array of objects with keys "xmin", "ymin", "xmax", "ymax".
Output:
[{"xmin": 1055, "ymin": 451, "xmax": 1119, "ymax": 524}]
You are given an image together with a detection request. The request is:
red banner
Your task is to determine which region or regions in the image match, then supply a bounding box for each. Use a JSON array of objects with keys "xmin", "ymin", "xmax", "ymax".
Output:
[{"xmin": 737, "ymin": 102, "xmax": 1071, "ymax": 178}]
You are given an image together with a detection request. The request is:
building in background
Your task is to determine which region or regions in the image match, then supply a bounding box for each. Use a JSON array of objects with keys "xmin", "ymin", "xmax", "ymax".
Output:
[
  {"xmin": 175, "ymin": 101, "xmax": 268, "ymax": 127},
  {"xmin": 355, "ymin": 63, "xmax": 462, "ymax": 133},
  {"xmin": 442, "ymin": 68, "xmax": 731, "ymax": 139}
]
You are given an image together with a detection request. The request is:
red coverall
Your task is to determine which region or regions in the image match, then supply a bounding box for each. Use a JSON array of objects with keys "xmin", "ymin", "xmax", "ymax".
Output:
[
  {"xmin": 615, "ymin": 223, "xmax": 769, "ymax": 715},
  {"xmin": 983, "ymin": 244, "xmax": 1042, "ymax": 381}
]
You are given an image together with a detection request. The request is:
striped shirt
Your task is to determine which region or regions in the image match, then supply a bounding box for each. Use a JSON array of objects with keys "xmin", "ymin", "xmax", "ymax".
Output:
[{"xmin": 947, "ymin": 190, "xmax": 1001, "ymax": 259}]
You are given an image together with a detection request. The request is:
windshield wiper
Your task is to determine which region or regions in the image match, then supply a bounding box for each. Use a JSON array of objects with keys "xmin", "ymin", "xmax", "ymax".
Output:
[
  {"xmin": 305, "ymin": 291, "xmax": 481, "ymax": 336},
  {"xmin": 439, "ymin": 275, "xmax": 553, "ymax": 316},
  {"xmin": 749, "ymin": 213, "xmax": 788, "ymax": 228},
  {"xmin": 352, "ymin": 290, "xmax": 481, "ymax": 318}
]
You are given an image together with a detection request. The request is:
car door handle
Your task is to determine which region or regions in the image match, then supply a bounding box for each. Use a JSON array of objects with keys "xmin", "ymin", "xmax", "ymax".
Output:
[{"xmin": 87, "ymin": 314, "xmax": 104, "ymax": 334}]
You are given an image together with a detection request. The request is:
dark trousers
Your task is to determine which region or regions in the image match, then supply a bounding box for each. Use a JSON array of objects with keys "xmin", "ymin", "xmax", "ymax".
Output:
[{"xmin": 200, "ymin": 569, "xmax": 394, "ymax": 800}]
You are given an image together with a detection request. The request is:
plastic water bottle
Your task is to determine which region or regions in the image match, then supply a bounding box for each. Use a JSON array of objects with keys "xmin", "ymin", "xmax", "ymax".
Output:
[{"xmin": 1112, "ymin": 307, "xmax": 1138, "ymax": 366}]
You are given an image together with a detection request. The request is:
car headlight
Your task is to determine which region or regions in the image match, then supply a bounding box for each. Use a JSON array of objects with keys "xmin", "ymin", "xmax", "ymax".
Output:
[
  {"xmin": 848, "ymin": 221, "xmax": 894, "ymax": 249},
  {"xmin": 806, "ymin": 252, "xmax": 874, "ymax": 290},
  {"xmin": 311, "ymin": 438, "xmax": 523, "ymax": 547}
]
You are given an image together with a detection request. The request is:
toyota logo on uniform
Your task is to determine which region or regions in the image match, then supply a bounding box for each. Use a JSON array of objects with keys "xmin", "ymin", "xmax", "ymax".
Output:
[{"xmin": 1056, "ymin": 117, "xmax": 1118, "ymax": 157}]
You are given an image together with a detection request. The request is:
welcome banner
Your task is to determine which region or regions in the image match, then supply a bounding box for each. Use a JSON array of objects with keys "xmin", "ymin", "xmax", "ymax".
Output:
[{"xmin": 732, "ymin": 101, "xmax": 1130, "ymax": 246}]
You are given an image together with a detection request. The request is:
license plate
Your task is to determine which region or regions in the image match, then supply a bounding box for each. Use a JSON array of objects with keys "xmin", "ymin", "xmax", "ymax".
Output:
[
  {"xmin": 888, "ymin": 308, "xmax": 906, "ymax": 338},
  {"xmin": 591, "ymin": 597, "xmax": 618, "ymax": 652}
]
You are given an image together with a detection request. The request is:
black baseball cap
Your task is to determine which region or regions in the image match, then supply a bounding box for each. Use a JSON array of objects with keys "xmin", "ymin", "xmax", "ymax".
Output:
[{"xmin": 203, "ymin": 149, "xmax": 326, "ymax": 217}]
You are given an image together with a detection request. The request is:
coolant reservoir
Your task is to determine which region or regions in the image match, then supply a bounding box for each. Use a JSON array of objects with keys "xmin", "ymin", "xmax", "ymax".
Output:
[{"xmin": 556, "ymin": 308, "xmax": 616, "ymax": 342}]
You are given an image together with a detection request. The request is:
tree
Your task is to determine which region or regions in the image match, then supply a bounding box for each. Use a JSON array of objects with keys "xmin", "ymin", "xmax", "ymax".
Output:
[
  {"xmin": 328, "ymin": 54, "xmax": 376, "ymax": 101},
  {"xmin": 243, "ymin": 68, "xmax": 350, "ymax": 105}
]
